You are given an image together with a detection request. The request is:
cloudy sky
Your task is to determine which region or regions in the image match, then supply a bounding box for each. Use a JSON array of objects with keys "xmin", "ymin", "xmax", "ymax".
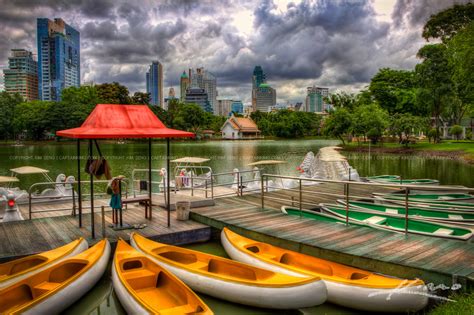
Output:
[{"xmin": 0, "ymin": 0, "xmax": 470, "ymax": 105}]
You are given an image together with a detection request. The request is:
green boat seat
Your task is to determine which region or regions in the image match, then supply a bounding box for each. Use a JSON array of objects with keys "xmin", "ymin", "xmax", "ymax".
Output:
[
  {"xmin": 363, "ymin": 216, "xmax": 386, "ymax": 225},
  {"xmin": 448, "ymin": 214, "xmax": 463, "ymax": 220},
  {"xmin": 384, "ymin": 208, "xmax": 398, "ymax": 214},
  {"xmin": 433, "ymin": 228, "xmax": 454, "ymax": 236}
]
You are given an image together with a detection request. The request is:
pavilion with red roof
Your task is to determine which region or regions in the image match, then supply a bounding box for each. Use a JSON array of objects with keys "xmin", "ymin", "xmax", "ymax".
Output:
[{"xmin": 57, "ymin": 104, "xmax": 195, "ymax": 237}]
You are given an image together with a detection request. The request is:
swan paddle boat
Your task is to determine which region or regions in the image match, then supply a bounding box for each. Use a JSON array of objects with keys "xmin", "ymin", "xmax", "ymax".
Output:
[
  {"xmin": 221, "ymin": 228, "xmax": 428, "ymax": 312},
  {"xmin": 0, "ymin": 239, "xmax": 110, "ymax": 314},
  {"xmin": 0, "ymin": 166, "xmax": 76, "ymax": 205},
  {"xmin": 130, "ymin": 233, "xmax": 327, "ymax": 309},
  {"xmin": 321, "ymin": 204, "xmax": 473, "ymax": 240},
  {"xmin": 0, "ymin": 238, "xmax": 88, "ymax": 289},
  {"xmin": 112, "ymin": 239, "xmax": 213, "ymax": 314}
]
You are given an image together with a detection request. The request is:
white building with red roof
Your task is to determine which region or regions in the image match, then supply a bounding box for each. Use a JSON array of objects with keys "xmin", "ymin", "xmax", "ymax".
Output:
[{"xmin": 221, "ymin": 114, "xmax": 261, "ymax": 139}]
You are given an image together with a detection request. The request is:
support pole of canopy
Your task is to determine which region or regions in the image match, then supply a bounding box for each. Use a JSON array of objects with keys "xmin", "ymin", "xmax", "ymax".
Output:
[
  {"xmin": 77, "ymin": 139, "xmax": 82, "ymax": 227},
  {"xmin": 148, "ymin": 138, "xmax": 152, "ymax": 219},
  {"xmin": 89, "ymin": 139, "xmax": 95, "ymax": 239},
  {"xmin": 167, "ymin": 138, "xmax": 171, "ymax": 228}
]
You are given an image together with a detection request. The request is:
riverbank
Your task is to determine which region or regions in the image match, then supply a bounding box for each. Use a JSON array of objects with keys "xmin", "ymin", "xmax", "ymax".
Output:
[{"xmin": 343, "ymin": 141, "xmax": 474, "ymax": 165}]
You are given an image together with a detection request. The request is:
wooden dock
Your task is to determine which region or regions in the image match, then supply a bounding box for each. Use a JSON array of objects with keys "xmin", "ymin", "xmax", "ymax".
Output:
[
  {"xmin": 0, "ymin": 204, "xmax": 210, "ymax": 263},
  {"xmin": 190, "ymin": 182, "xmax": 474, "ymax": 291}
]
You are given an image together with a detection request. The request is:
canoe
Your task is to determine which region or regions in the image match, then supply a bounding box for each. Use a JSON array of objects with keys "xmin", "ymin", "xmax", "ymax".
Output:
[
  {"xmin": 221, "ymin": 228, "xmax": 428, "ymax": 312},
  {"xmin": 366, "ymin": 175, "xmax": 400, "ymax": 182},
  {"xmin": 281, "ymin": 206, "xmax": 369, "ymax": 228},
  {"xmin": 0, "ymin": 238, "xmax": 88, "ymax": 289},
  {"xmin": 112, "ymin": 239, "xmax": 213, "ymax": 315},
  {"xmin": 385, "ymin": 179, "xmax": 439, "ymax": 185},
  {"xmin": 130, "ymin": 233, "xmax": 327, "ymax": 309},
  {"xmin": 0, "ymin": 239, "xmax": 110, "ymax": 314},
  {"xmin": 373, "ymin": 192, "xmax": 474, "ymax": 202},
  {"xmin": 321, "ymin": 204, "xmax": 473, "ymax": 240},
  {"xmin": 341, "ymin": 200, "xmax": 474, "ymax": 225}
]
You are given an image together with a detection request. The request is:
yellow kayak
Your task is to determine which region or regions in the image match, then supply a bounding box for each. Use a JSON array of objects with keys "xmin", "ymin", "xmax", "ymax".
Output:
[
  {"xmin": 0, "ymin": 239, "xmax": 110, "ymax": 314},
  {"xmin": 221, "ymin": 228, "xmax": 429, "ymax": 312},
  {"xmin": 130, "ymin": 232, "xmax": 327, "ymax": 309},
  {"xmin": 0, "ymin": 238, "xmax": 88, "ymax": 289},
  {"xmin": 113, "ymin": 239, "xmax": 213, "ymax": 314}
]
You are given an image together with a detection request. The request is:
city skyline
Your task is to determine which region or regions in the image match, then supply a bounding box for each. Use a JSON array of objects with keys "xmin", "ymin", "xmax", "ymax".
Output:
[{"xmin": 0, "ymin": 0, "xmax": 469, "ymax": 104}]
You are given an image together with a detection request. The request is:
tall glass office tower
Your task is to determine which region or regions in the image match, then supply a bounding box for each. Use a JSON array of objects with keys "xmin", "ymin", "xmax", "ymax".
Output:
[
  {"xmin": 146, "ymin": 61, "xmax": 164, "ymax": 107},
  {"xmin": 37, "ymin": 18, "xmax": 80, "ymax": 101}
]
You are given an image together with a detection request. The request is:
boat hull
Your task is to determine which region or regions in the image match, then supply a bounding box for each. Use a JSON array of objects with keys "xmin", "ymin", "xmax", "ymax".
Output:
[
  {"xmin": 111, "ymin": 258, "xmax": 149, "ymax": 315},
  {"xmin": 130, "ymin": 235, "xmax": 326, "ymax": 309},
  {"xmin": 0, "ymin": 238, "xmax": 89, "ymax": 289},
  {"xmin": 221, "ymin": 229, "xmax": 428, "ymax": 312}
]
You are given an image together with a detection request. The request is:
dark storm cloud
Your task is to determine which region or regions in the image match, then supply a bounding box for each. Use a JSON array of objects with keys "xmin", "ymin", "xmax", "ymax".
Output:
[
  {"xmin": 0, "ymin": 0, "xmax": 468, "ymax": 101},
  {"xmin": 392, "ymin": 0, "xmax": 472, "ymax": 28}
]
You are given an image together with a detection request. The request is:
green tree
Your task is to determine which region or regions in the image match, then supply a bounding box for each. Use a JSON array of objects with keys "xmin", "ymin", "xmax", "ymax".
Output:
[
  {"xmin": 415, "ymin": 44, "xmax": 453, "ymax": 142},
  {"xmin": 449, "ymin": 125, "xmax": 463, "ymax": 140},
  {"xmin": 0, "ymin": 92, "xmax": 23, "ymax": 140},
  {"xmin": 446, "ymin": 21, "xmax": 474, "ymax": 124},
  {"xmin": 13, "ymin": 101, "xmax": 56, "ymax": 140},
  {"xmin": 323, "ymin": 108, "xmax": 352, "ymax": 144},
  {"xmin": 131, "ymin": 92, "xmax": 151, "ymax": 105},
  {"xmin": 389, "ymin": 113, "xmax": 426, "ymax": 146},
  {"xmin": 351, "ymin": 104, "xmax": 389, "ymax": 144},
  {"xmin": 422, "ymin": 3, "xmax": 474, "ymax": 43},
  {"xmin": 96, "ymin": 82, "xmax": 131, "ymax": 104},
  {"xmin": 173, "ymin": 103, "xmax": 208, "ymax": 133},
  {"xmin": 325, "ymin": 92, "xmax": 357, "ymax": 110},
  {"xmin": 60, "ymin": 86, "xmax": 101, "ymax": 129},
  {"xmin": 369, "ymin": 68, "xmax": 420, "ymax": 115}
]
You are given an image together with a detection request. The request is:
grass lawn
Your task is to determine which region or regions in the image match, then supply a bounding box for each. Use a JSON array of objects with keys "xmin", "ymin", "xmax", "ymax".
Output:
[{"xmin": 429, "ymin": 293, "xmax": 474, "ymax": 315}]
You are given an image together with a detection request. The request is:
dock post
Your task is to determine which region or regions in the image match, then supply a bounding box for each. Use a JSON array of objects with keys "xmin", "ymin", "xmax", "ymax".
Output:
[
  {"xmin": 28, "ymin": 191, "xmax": 32, "ymax": 220},
  {"xmin": 205, "ymin": 178, "xmax": 208, "ymax": 198},
  {"xmin": 77, "ymin": 139, "xmax": 82, "ymax": 228},
  {"xmin": 72, "ymin": 187, "xmax": 76, "ymax": 216},
  {"xmin": 299, "ymin": 178, "xmax": 302, "ymax": 217},
  {"xmin": 261, "ymin": 175, "xmax": 264, "ymax": 209},
  {"xmin": 101, "ymin": 206, "xmax": 106, "ymax": 238},
  {"xmin": 405, "ymin": 187, "xmax": 409, "ymax": 234},
  {"xmin": 211, "ymin": 174, "xmax": 214, "ymax": 199},
  {"xmin": 240, "ymin": 175, "xmax": 243, "ymax": 196},
  {"xmin": 89, "ymin": 139, "xmax": 95, "ymax": 239},
  {"xmin": 345, "ymin": 183, "xmax": 349, "ymax": 225}
]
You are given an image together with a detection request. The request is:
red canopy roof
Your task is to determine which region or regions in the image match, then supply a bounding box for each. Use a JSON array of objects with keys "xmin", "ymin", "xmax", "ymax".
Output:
[{"xmin": 56, "ymin": 104, "xmax": 195, "ymax": 139}]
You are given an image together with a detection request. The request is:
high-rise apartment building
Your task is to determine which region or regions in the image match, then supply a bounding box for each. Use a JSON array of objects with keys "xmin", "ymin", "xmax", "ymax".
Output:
[
  {"xmin": 252, "ymin": 65, "xmax": 272, "ymax": 111},
  {"xmin": 185, "ymin": 87, "xmax": 212, "ymax": 113},
  {"xmin": 146, "ymin": 61, "xmax": 164, "ymax": 107},
  {"xmin": 37, "ymin": 18, "xmax": 80, "ymax": 101},
  {"xmin": 255, "ymin": 83, "xmax": 276, "ymax": 112},
  {"xmin": 305, "ymin": 86, "xmax": 329, "ymax": 113},
  {"xmin": 189, "ymin": 67, "xmax": 217, "ymax": 114},
  {"xmin": 3, "ymin": 49, "xmax": 38, "ymax": 101},
  {"xmin": 216, "ymin": 98, "xmax": 233, "ymax": 116},
  {"xmin": 231, "ymin": 100, "xmax": 244, "ymax": 114},
  {"xmin": 180, "ymin": 71, "xmax": 189, "ymax": 102}
]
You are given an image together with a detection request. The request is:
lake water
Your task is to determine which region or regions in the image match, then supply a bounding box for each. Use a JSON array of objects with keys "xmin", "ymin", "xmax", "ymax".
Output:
[{"xmin": 2, "ymin": 139, "xmax": 474, "ymax": 188}]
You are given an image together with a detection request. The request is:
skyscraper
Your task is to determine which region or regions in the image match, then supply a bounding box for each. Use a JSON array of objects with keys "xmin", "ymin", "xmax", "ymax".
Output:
[
  {"xmin": 255, "ymin": 83, "xmax": 276, "ymax": 112},
  {"xmin": 146, "ymin": 61, "xmax": 164, "ymax": 107},
  {"xmin": 216, "ymin": 98, "xmax": 233, "ymax": 116},
  {"xmin": 305, "ymin": 86, "xmax": 329, "ymax": 112},
  {"xmin": 251, "ymin": 65, "xmax": 268, "ymax": 111},
  {"xmin": 37, "ymin": 18, "xmax": 80, "ymax": 101},
  {"xmin": 185, "ymin": 87, "xmax": 212, "ymax": 113},
  {"xmin": 3, "ymin": 49, "xmax": 38, "ymax": 101},
  {"xmin": 231, "ymin": 100, "xmax": 244, "ymax": 115},
  {"xmin": 189, "ymin": 67, "xmax": 217, "ymax": 114},
  {"xmin": 180, "ymin": 71, "xmax": 189, "ymax": 102}
]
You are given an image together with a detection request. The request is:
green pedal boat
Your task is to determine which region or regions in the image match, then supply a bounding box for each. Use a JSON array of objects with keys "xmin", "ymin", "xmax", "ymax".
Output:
[
  {"xmin": 340, "ymin": 200, "xmax": 474, "ymax": 226},
  {"xmin": 373, "ymin": 192, "xmax": 474, "ymax": 202},
  {"xmin": 384, "ymin": 179, "xmax": 440, "ymax": 185},
  {"xmin": 320, "ymin": 204, "xmax": 473, "ymax": 240},
  {"xmin": 281, "ymin": 206, "xmax": 367, "ymax": 228},
  {"xmin": 366, "ymin": 175, "xmax": 400, "ymax": 182}
]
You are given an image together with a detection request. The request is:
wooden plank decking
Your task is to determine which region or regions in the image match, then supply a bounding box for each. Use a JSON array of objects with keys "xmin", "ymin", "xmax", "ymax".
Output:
[
  {"xmin": 190, "ymin": 182, "xmax": 474, "ymax": 291},
  {"xmin": 0, "ymin": 204, "xmax": 210, "ymax": 263}
]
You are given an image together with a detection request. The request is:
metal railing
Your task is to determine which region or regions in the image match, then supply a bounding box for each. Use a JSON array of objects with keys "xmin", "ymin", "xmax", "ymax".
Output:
[
  {"xmin": 26, "ymin": 179, "xmax": 129, "ymax": 219},
  {"xmin": 259, "ymin": 174, "xmax": 474, "ymax": 235}
]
